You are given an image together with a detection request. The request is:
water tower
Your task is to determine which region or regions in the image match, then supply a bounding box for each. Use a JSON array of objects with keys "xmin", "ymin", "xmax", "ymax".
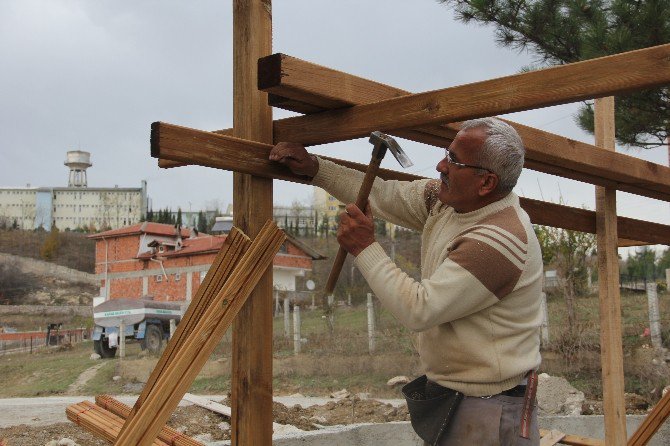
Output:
[{"xmin": 64, "ymin": 151, "xmax": 92, "ymax": 187}]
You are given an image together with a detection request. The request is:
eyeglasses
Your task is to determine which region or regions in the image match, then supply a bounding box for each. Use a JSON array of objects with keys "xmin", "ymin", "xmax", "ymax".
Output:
[{"xmin": 444, "ymin": 149, "xmax": 493, "ymax": 173}]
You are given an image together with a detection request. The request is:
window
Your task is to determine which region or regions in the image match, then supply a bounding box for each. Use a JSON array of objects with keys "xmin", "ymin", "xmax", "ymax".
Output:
[
  {"xmin": 175, "ymin": 272, "xmax": 181, "ymax": 282},
  {"xmin": 156, "ymin": 275, "xmax": 163, "ymax": 283}
]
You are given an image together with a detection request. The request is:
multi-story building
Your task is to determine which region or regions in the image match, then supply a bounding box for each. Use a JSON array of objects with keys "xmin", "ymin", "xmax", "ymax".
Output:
[
  {"xmin": 89, "ymin": 221, "xmax": 325, "ymax": 302},
  {"xmin": 313, "ymin": 187, "xmax": 344, "ymax": 220},
  {"xmin": 0, "ymin": 151, "xmax": 148, "ymax": 231}
]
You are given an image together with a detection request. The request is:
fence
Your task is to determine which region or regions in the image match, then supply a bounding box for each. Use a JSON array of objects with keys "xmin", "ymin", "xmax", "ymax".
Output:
[{"xmin": 0, "ymin": 327, "xmax": 90, "ymax": 355}]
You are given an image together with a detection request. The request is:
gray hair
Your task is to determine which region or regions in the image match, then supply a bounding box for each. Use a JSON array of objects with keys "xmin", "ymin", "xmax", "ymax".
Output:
[{"xmin": 460, "ymin": 117, "xmax": 525, "ymax": 194}]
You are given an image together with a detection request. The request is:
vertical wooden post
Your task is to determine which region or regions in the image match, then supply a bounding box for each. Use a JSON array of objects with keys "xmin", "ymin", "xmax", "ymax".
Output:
[
  {"xmin": 231, "ymin": 1, "xmax": 273, "ymax": 445},
  {"xmin": 293, "ymin": 305, "xmax": 301, "ymax": 355},
  {"xmin": 283, "ymin": 297, "xmax": 290, "ymax": 338},
  {"xmin": 119, "ymin": 322, "xmax": 126, "ymax": 359},
  {"xmin": 367, "ymin": 293, "xmax": 376, "ymax": 354},
  {"xmin": 594, "ymin": 96, "xmax": 627, "ymax": 445},
  {"xmin": 646, "ymin": 282, "xmax": 662, "ymax": 350}
]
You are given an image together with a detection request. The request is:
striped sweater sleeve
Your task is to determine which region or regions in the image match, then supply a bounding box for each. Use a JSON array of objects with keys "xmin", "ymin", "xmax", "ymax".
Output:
[{"xmin": 355, "ymin": 206, "xmax": 529, "ymax": 331}]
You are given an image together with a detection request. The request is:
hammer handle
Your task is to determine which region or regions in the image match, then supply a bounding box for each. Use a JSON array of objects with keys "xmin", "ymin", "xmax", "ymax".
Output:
[{"xmin": 324, "ymin": 156, "xmax": 383, "ymax": 295}]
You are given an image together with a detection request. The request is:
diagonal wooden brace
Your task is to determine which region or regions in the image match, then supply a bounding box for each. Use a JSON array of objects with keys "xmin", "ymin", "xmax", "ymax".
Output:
[{"xmin": 257, "ymin": 53, "xmax": 670, "ymax": 203}]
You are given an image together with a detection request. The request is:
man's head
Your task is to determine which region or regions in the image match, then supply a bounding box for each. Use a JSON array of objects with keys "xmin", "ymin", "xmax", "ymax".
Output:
[{"xmin": 436, "ymin": 117, "xmax": 524, "ymax": 213}]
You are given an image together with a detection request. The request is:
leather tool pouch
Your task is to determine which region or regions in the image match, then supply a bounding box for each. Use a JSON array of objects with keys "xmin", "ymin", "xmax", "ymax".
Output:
[{"xmin": 402, "ymin": 375, "xmax": 464, "ymax": 446}]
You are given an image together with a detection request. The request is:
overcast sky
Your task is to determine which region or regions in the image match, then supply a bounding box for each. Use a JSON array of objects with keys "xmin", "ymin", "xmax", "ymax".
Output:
[{"xmin": 1, "ymin": 1, "xmax": 668, "ymax": 251}]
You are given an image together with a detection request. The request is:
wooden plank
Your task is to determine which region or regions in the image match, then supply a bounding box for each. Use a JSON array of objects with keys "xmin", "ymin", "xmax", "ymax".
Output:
[
  {"xmin": 67, "ymin": 401, "xmax": 169, "ymax": 446},
  {"xmin": 539, "ymin": 429, "xmax": 604, "ymax": 446},
  {"xmin": 271, "ymin": 44, "xmax": 670, "ymax": 146},
  {"xmin": 95, "ymin": 395, "xmax": 203, "ymax": 446},
  {"xmin": 116, "ymin": 222, "xmax": 284, "ymax": 446},
  {"xmin": 594, "ymin": 97, "xmax": 627, "ymax": 445},
  {"xmin": 151, "ymin": 121, "xmax": 670, "ymax": 246},
  {"xmin": 128, "ymin": 228, "xmax": 248, "ymax": 417},
  {"xmin": 257, "ymin": 53, "xmax": 670, "ymax": 202},
  {"xmin": 540, "ymin": 429, "xmax": 566, "ymax": 446},
  {"xmin": 231, "ymin": 2, "xmax": 274, "ymax": 446},
  {"xmin": 627, "ymin": 389, "xmax": 670, "ymax": 446},
  {"xmin": 158, "ymin": 128, "xmax": 233, "ymax": 169}
]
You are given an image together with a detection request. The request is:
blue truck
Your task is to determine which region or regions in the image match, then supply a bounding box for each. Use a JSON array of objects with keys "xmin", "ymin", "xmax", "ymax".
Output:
[{"xmin": 92, "ymin": 298, "xmax": 183, "ymax": 358}]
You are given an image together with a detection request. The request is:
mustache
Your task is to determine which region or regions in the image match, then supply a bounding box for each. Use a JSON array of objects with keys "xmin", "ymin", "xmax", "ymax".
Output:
[{"xmin": 440, "ymin": 173, "xmax": 449, "ymax": 187}]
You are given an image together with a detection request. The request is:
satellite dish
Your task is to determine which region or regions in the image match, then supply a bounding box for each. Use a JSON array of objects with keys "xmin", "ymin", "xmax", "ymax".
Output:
[{"xmin": 306, "ymin": 280, "xmax": 315, "ymax": 291}]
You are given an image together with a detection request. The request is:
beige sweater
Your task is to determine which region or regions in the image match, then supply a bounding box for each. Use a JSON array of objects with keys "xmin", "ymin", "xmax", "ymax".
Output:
[{"xmin": 313, "ymin": 157, "xmax": 543, "ymax": 396}]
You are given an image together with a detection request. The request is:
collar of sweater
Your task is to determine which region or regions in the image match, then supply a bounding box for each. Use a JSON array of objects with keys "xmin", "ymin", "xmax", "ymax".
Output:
[{"xmin": 451, "ymin": 192, "xmax": 518, "ymax": 225}]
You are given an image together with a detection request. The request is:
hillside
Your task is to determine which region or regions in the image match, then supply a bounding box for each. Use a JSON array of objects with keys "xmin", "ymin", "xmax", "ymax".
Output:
[{"xmin": 0, "ymin": 229, "xmax": 95, "ymax": 273}]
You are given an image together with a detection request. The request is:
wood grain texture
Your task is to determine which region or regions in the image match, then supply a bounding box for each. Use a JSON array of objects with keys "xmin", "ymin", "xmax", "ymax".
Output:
[
  {"xmin": 272, "ymin": 44, "xmax": 670, "ymax": 146},
  {"xmin": 128, "ymin": 229, "xmax": 248, "ymax": 417},
  {"xmin": 257, "ymin": 53, "xmax": 670, "ymax": 202},
  {"xmin": 151, "ymin": 121, "xmax": 670, "ymax": 246},
  {"xmin": 627, "ymin": 389, "xmax": 670, "ymax": 446},
  {"xmin": 95, "ymin": 395, "xmax": 203, "ymax": 446},
  {"xmin": 231, "ymin": 1, "xmax": 274, "ymax": 445},
  {"xmin": 67, "ymin": 401, "xmax": 169, "ymax": 446},
  {"xmin": 116, "ymin": 222, "xmax": 283, "ymax": 446},
  {"xmin": 594, "ymin": 97, "xmax": 627, "ymax": 446},
  {"xmin": 539, "ymin": 429, "xmax": 604, "ymax": 446}
]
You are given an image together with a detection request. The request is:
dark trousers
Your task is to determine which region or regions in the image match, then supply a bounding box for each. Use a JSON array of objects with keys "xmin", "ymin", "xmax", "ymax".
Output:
[{"xmin": 426, "ymin": 394, "xmax": 539, "ymax": 446}]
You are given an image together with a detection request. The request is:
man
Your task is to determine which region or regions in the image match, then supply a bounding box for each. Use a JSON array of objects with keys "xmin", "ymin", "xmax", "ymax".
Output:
[{"xmin": 270, "ymin": 117, "xmax": 543, "ymax": 445}]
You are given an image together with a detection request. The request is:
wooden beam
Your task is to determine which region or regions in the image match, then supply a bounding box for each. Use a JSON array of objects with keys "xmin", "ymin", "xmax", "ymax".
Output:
[
  {"xmin": 257, "ymin": 53, "xmax": 670, "ymax": 203},
  {"xmin": 231, "ymin": 2, "xmax": 274, "ymax": 446},
  {"xmin": 627, "ymin": 388, "xmax": 670, "ymax": 446},
  {"xmin": 539, "ymin": 429, "xmax": 604, "ymax": 446},
  {"xmin": 594, "ymin": 97, "xmax": 627, "ymax": 445},
  {"xmin": 271, "ymin": 44, "xmax": 670, "ymax": 145},
  {"xmin": 150, "ymin": 121, "xmax": 670, "ymax": 246}
]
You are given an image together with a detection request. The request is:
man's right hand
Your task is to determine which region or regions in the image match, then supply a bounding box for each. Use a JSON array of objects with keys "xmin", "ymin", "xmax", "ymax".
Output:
[{"xmin": 269, "ymin": 142, "xmax": 319, "ymax": 178}]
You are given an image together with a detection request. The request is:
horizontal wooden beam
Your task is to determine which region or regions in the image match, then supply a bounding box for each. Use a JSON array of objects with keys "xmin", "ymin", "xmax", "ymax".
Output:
[
  {"xmin": 258, "ymin": 53, "xmax": 670, "ymax": 202},
  {"xmin": 271, "ymin": 44, "xmax": 670, "ymax": 144},
  {"xmin": 151, "ymin": 121, "xmax": 670, "ymax": 246}
]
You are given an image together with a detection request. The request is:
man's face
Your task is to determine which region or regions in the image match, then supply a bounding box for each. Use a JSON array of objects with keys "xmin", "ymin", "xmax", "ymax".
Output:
[{"xmin": 435, "ymin": 127, "xmax": 489, "ymax": 213}]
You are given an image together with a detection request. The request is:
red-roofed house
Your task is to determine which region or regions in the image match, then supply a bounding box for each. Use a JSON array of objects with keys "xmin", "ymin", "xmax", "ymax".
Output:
[{"xmin": 88, "ymin": 222, "xmax": 325, "ymax": 302}]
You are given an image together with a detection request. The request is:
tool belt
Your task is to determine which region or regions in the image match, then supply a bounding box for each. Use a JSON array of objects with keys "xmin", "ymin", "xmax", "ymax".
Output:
[{"xmin": 402, "ymin": 375, "xmax": 463, "ymax": 446}]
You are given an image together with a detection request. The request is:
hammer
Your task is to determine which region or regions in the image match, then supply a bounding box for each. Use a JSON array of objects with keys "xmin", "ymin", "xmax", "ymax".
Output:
[{"xmin": 324, "ymin": 131, "xmax": 414, "ymax": 295}]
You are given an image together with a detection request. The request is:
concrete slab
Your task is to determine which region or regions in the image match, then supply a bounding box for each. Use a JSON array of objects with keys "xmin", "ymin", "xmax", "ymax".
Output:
[{"xmin": 209, "ymin": 415, "xmax": 670, "ymax": 446}]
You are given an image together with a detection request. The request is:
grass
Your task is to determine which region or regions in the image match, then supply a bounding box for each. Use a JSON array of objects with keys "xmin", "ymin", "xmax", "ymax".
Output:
[
  {"xmin": 0, "ymin": 342, "xmax": 98, "ymax": 397},
  {"xmin": 1, "ymin": 291, "xmax": 667, "ymax": 403}
]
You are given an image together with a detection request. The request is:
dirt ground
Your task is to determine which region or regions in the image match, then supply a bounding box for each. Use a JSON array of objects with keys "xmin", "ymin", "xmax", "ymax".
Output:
[{"xmin": 0, "ymin": 396, "xmax": 410, "ymax": 445}]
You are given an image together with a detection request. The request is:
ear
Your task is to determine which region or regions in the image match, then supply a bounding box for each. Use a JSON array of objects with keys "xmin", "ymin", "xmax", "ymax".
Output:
[{"xmin": 478, "ymin": 173, "xmax": 499, "ymax": 197}]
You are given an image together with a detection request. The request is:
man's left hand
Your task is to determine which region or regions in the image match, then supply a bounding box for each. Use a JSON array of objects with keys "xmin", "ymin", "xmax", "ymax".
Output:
[{"xmin": 337, "ymin": 202, "xmax": 375, "ymax": 257}]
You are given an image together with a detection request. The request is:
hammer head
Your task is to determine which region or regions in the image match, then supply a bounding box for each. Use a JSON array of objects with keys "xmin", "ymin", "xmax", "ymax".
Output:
[{"xmin": 369, "ymin": 131, "xmax": 414, "ymax": 168}]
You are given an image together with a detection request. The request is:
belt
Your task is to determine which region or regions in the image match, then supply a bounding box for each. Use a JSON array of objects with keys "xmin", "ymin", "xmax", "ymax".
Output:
[{"xmin": 500, "ymin": 384, "xmax": 527, "ymax": 398}]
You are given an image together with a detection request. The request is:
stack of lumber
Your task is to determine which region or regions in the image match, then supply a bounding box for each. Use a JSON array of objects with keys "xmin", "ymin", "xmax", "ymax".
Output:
[
  {"xmin": 628, "ymin": 389, "xmax": 670, "ymax": 446},
  {"xmin": 66, "ymin": 222, "xmax": 285, "ymax": 445},
  {"xmin": 95, "ymin": 395, "xmax": 202, "ymax": 446},
  {"xmin": 116, "ymin": 220, "xmax": 283, "ymax": 445},
  {"xmin": 66, "ymin": 400, "xmax": 168, "ymax": 446}
]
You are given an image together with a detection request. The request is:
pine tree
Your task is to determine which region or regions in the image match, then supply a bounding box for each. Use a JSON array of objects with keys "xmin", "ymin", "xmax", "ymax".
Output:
[
  {"xmin": 197, "ymin": 211, "xmax": 208, "ymax": 233},
  {"xmin": 439, "ymin": 0, "xmax": 670, "ymax": 149},
  {"xmin": 176, "ymin": 207, "xmax": 183, "ymax": 226}
]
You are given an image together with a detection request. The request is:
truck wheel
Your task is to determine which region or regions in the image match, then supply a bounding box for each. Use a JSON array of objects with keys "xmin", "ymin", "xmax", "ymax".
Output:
[
  {"xmin": 93, "ymin": 339, "xmax": 103, "ymax": 356},
  {"xmin": 99, "ymin": 338, "xmax": 117, "ymax": 358},
  {"xmin": 143, "ymin": 324, "xmax": 163, "ymax": 353}
]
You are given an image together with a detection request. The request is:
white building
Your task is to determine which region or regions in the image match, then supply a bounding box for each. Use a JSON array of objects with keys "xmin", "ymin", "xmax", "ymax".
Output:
[{"xmin": 0, "ymin": 151, "xmax": 148, "ymax": 231}]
